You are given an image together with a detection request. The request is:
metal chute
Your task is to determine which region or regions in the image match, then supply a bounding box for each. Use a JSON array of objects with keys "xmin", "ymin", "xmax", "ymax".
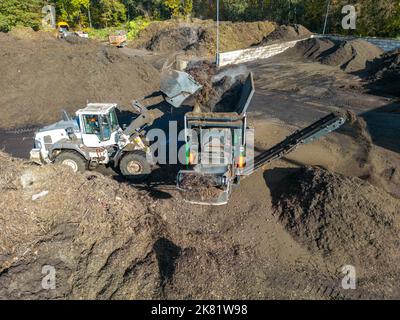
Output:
[
  {"xmin": 177, "ymin": 168, "xmax": 232, "ymax": 206},
  {"xmin": 160, "ymin": 70, "xmax": 203, "ymax": 108}
]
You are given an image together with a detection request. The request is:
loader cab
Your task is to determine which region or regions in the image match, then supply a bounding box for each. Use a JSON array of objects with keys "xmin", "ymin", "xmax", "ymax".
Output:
[
  {"xmin": 57, "ymin": 22, "xmax": 70, "ymax": 38},
  {"xmin": 77, "ymin": 104, "xmax": 120, "ymax": 148}
]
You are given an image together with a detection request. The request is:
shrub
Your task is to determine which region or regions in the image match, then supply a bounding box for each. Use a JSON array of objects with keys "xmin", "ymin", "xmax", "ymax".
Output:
[{"xmin": 126, "ymin": 16, "xmax": 151, "ymax": 40}]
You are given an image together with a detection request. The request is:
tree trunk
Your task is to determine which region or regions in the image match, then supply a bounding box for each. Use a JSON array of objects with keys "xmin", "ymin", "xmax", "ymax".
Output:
[{"xmin": 88, "ymin": 3, "xmax": 93, "ymax": 28}]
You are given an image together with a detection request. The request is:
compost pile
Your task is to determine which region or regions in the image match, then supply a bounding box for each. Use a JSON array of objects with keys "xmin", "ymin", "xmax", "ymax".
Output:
[
  {"xmin": 0, "ymin": 31, "xmax": 160, "ymax": 129},
  {"xmin": 286, "ymin": 38, "xmax": 383, "ymax": 72},
  {"xmin": 178, "ymin": 173, "xmax": 225, "ymax": 202},
  {"xmin": 363, "ymin": 49, "xmax": 400, "ymax": 97},
  {"xmin": 131, "ymin": 20, "xmax": 276, "ymax": 56},
  {"xmin": 0, "ymin": 151, "xmax": 268, "ymax": 299},
  {"xmin": 0, "ymin": 151, "xmax": 166, "ymax": 299},
  {"xmin": 145, "ymin": 26, "xmax": 201, "ymax": 53},
  {"xmin": 186, "ymin": 60, "xmax": 248, "ymax": 113},
  {"xmin": 259, "ymin": 24, "xmax": 312, "ymax": 44},
  {"xmin": 272, "ymin": 166, "xmax": 400, "ymax": 274}
]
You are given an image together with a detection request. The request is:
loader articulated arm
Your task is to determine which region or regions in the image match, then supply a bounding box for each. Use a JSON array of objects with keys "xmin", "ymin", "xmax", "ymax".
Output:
[{"xmin": 123, "ymin": 101, "xmax": 164, "ymax": 137}]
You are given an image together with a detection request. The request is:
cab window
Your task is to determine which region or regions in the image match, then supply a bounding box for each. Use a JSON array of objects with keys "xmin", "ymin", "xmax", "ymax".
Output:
[
  {"xmin": 101, "ymin": 115, "xmax": 111, "ymax": 141},
  {"xmin": 83, "ymin": 115, "xmax": 101, "ymax": 138},
  {"xmin": 109, "ymin": 109, "xmax": 119, "ymax": 131}
]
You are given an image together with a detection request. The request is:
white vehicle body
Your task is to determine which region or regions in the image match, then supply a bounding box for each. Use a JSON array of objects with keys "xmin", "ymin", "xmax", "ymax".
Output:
[
  {"xmin": 30, "ymin": 103, "xmax": 145, "ymax": 168},
  {"xmin": 29, "ymin": 70, "xmax": 200, "ymax": 179}
]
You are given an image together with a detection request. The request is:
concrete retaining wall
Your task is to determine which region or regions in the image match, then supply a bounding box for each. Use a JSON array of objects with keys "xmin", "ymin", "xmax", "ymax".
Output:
[
  {"xmin": 217, "ymin": 34, "xmax": 400, "ymax": 67},
  {"xmin": 218, "ymin": 38, "xmax": 308, "ymax": 67},
  {"xmin": 315, "ymin": 34, "xmax": 400, "ymax": 52}
]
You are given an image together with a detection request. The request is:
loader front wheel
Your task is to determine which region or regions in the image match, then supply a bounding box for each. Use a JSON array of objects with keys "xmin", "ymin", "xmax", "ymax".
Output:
[
  {"xmin": 55, "ymin": 151, "xmax": 87, "ymax": 173},
  {"xmin": 119, "ymin": 152, "xmax": 151, "ymax": 182}
]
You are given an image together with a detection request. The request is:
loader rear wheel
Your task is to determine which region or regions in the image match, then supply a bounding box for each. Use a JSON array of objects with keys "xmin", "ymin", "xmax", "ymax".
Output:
[
  {"xmin": 119, "ymin": 152, "xmax": 151, "ymax": 182},
  {"xmin": 55, "ymin": 151, "xmax": 87, "ymax": 173}
]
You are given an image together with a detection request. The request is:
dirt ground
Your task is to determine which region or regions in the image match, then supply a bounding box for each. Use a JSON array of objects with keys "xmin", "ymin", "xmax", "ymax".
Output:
[
  {"xmin": 0, "ymin": 21, "xmax": 400, "ymax": 300},
  {"xmin": 1, "ymin": 123, "xmax": 399, "ymax": 299}
]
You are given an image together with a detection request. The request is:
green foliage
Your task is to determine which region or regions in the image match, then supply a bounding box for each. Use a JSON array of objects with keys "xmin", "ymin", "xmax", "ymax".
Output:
[
  {"xmin": 0, "ymin": 0, "xmax": 398, "ymax": 38},
  {"xmin": 126, "ymin": 15, "xmax": 150, "ymax": 39},
  {"xmin": 83, "ymin": 16, "xmax": 150, "ymax": 41},
  {"xmin": 164, "ymin": 0, "xmax": 181, "ymax": 17},
  {"xmin": 163, "ymin": 0, "xmax": 193, "ymax": 18},
  {"xmin": 56, "ymin": 0, "xmax": 91, "ymax": 26},
  {"xmin": 222, "ymin": 0, "xmax": 249, "ymax": 21},
  {"xmin": 183, "ymin": 0, "xmax": 193, "ymax": 16},
  {"xmin": 387, "ymin": 1, "xmax": 400, "ymax": 38},
  {"xmin": 0, "ymin": 0, "xmax": 43, "ymax": 32},
  {"xmin": 55, "ymin": 0, "xmax": 126, "ymax": 28},
  {"xmin": 98, "ymin": 0, "xmax": 127, "ymax": 27},
  {"xmin": 84, "ymin": 26, "xmax": 117, "ymax": 39}
]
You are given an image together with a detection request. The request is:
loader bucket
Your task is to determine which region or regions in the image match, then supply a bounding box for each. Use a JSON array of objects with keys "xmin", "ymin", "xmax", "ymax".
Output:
[
  {"xmin": 176, "ymin": 170, "xmax": 231, "ymax": 206},
  {"xmin": 160, "ymin": 70, "xmax": 202, "ymax": 108}
]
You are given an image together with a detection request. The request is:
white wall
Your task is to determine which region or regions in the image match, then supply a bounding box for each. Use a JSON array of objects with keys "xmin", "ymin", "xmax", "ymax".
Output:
[
  {"xmin": 217, "ymin": 34, "xmax": 400, "ymax": 67},
  {"xmin": 217, "ymin": 38, "xmax": 310, "ymax": 67},
  {"xmin": 315, "ymin": 34, "xmax": 400, "ymax": 52}
]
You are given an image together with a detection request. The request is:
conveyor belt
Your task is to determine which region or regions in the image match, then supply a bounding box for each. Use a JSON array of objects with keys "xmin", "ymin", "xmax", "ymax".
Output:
[{"xmin": 250, "ymin": 112, "xmax": 346, "ymax": 172}]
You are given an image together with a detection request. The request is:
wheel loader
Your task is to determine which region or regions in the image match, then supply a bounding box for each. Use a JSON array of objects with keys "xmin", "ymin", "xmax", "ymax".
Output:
[
  {"xmin": 30, "ymin": 70, "xmax": 202, "ymax": 181},
  {"xmin": 56, "ymin": 22, "xmax": 89, "ymax": 40},
  {"xmin": 30, "ymin": 102, "xmax": 163, "ymax": 181},
  {"xmin": 56, "ymin": 22, "xmax": 70, "ymax": 39}
]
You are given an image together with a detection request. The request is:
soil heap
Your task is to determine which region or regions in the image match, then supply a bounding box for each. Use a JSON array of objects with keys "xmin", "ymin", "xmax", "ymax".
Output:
[
  {"xmin": 259, "ymin": 24, "xmax": 312, "ymax": 44},
  {"xmin": 145, "ymin": 26, "xmax": 201, "ymax": 53},
  {"xmin": 363, "ymin": 48, "xmax": 400, "ymax": 97},
  {"xmin": 272, "ymin": 166, "xmax": 400, "ymax": 274},
  {"xmin": 186, "ymin": 60, "xmax": 249, "ymax": 113},
  {"xmin": 0, "ymin": 31, "xmax": 160, "ymax": 129},
  {"xmin": 1, "ymin": 148, "xmax": 400, "ymax": 299},
  {"xmin": 285, "ymin": 38, "xmax": 384, "ymax": 72},
  {"xmin": 0, "ymin": 151, "xmax": 275, "ymax": 299},
  {"xmin": 131, "ymin": 20, "xmax": 276, "ymax": 57}
]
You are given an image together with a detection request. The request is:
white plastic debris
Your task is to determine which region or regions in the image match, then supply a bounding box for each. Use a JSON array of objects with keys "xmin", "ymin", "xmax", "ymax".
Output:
[{"xmin": 32, "ymin": 191, "xmax": 49, "ymax": 201}]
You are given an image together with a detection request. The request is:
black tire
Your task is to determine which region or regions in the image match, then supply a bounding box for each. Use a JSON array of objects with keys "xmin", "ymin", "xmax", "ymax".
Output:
[
  {"xmin": 54, "ymin": 151, "xmax": 87, "ymax": 173},
  {"xmin": 119, "ymin": 152, "xmax": 151, "ymax": 182}
]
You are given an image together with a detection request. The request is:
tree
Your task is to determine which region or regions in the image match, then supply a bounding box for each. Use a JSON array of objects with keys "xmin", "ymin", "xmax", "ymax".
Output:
[
  {"xmin": 183, "ymin": 0, "xmax": 193, "ymax": 17},
  {"xmin": 222, "ymin": 0, "xmax": 249, "ymax": 21},
  {"xmin": 163, "ymin": 0, "xmax": 193, "ymax": 18},
  {"xmin": 164, "ymin": 0, "xmax": 181, "ymax": 17},
  {"xmin": 89, "ymin": 0, "xmax": 126, "ymax": 27},
  {"xmin": 0, "ymin": 0, "xmax": 44, "ymax": 31},
  {"xmin": 55, "ymin": 0, "xmax": 90, "ymax": 26}
]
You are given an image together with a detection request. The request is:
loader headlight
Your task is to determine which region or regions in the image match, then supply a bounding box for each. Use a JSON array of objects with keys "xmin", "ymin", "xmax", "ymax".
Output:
[
  {"xmin": 237, "ymin": 152, "xmax": 246, "ymax": 169},
  {"xmin": 189, "ymin": 152, "xmax": 196, "ymax": 165}
]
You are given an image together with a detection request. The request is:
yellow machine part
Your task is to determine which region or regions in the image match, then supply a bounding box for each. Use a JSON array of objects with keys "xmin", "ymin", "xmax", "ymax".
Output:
[{"xmin": 57, "ymin": 22, "xmax": 70, "ymax": 29}]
